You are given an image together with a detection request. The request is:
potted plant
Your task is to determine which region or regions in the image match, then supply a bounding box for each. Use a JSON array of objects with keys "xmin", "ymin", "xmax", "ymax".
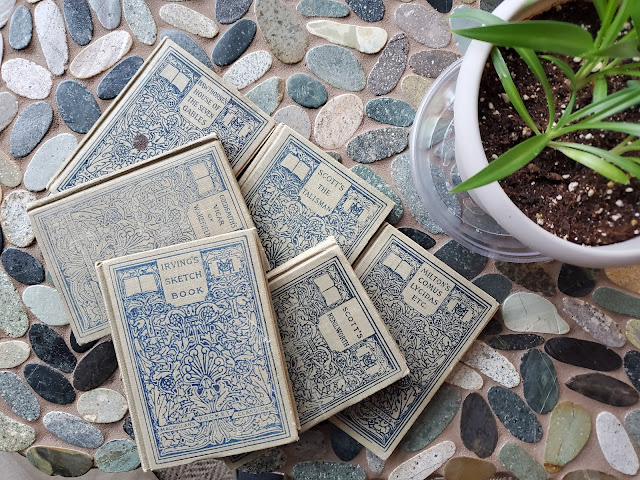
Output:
[{"xmin": 451, "ymin": 0, "xmax": 640, "ymax": 267}]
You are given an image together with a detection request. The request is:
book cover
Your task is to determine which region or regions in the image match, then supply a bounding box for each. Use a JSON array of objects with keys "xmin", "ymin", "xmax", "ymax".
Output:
[
  {"xmin": 330, "ymin": 225, "xmax": 498, "ymax": 459},
  {"xmin": 96, "ymin": 229, "xmax": 298, "ymax": 470},
  {"xmin": 239, "ymin": 124, "xmax": 394, "ymax": 270},
  {"xmin": 49, "ymin": 38, "xmax": 274, "ymax": 193},
  {"xmin": 267, "ymin": 237, "xmax": 408, "ymax": 431},
  {"xmin": 29, "ymin": 134, "xmax": 254, "ymax": 344}
]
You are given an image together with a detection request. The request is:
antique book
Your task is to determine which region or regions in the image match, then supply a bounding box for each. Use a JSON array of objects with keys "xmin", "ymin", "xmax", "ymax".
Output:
[
  {"xmin": 49, "ymin": 38, "xmax": 274, "ymax": 193},
  {"xmin": 29, "ymin": 134, "xmax": 254, "ymax": 344},
  {"xmin": 331, "ymin": 225, "xmax": 499, "ymax": 459},
  {"xmin": 96, "ymin": 229, "xmax": 299, "ymax": 470},
  {"xmin": 267, "ymin": 237, "xmax": 408, "ymax": 431},
  {"xmin": 239, "ymin": 124, "xmax": 394, "ymax": 270}
]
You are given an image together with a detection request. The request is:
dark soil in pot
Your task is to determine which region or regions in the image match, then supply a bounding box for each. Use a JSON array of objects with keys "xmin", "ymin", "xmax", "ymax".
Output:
[{"xmin": 478, "ymin": 0, "xmax": 640, "ymax": 246}]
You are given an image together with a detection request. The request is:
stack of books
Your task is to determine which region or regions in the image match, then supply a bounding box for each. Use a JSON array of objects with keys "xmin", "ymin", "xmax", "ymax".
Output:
[{"xmin": 28, "ymin": 39, "xmax": 498, "ymax": 471}]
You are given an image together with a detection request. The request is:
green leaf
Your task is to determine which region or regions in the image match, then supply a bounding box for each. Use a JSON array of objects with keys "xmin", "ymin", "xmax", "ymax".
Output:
[
  {"xmin": 584, "ymin": 38, "xmax": 640, "ymax": 59},
  {"xmin": 552, "ymin": 145, "xmax": 630, "ymax": 183},
  {"xmin": 540, "ymin": 55, "xmax": 576, "ymax": 84},
  {"xmin": 573, "ymin": 121, "xmax": 640, "ymax": 137},
  {"xmin": 592, "ymin": 0, "xmax": 608, "ymax": 22},
  {"xmin": 565, "ymin": 86, "xmax": 640, "ymax": 124},
  {"xmin": 555, "ymin": 90, "xmax": 577, "ymax": 130},
  {"xmin": 449, "ymin": 8, "xmax": 503, "ymax": 26},
  {"xmin": 601, "ymin": 0, "xmax": 635, "ymax": 48},
  {"xmin": 452, "ymin": 21, "xmax": 594, "ymax": 57},
  {"xmin": 633, "ymin": 1, "xmax": 640, "ymax": 43},
  {"xmin": 450, "ymin": 134, "xmax": 550, "ymax": 192},
  {"xmin": 516, "ymin": 48, "xmax": 555, "ymax": 131},
  {"xmin": 593, "ymin": 77, "xmax": 608, "ymax": 102},
  {"xmin": 551, "ymin": 141, "xmax": 640, "ymax": 178}
]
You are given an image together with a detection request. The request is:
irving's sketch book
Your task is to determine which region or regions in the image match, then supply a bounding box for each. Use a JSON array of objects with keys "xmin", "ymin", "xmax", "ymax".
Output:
[
  {"xmin": 239, "ymin": 124, "xmax": 394, "ymax": 270},
  {"xmin": 267, "ymin": 237, "xmax": 408, "ymax": 431},
  {"xmin": 29, "ymin": 134, "xmax": 254, "ymax": 344},
  {"xmin": 49, "ymin": 38, "xmax": 274, "ymax": 193},
  {"xmin": 96, "ymin": 229, "xmax": 299, "ymax": 470},
  {"xmin": 331, "ymin": 225, "xmax": 498, "ymax": 459}
]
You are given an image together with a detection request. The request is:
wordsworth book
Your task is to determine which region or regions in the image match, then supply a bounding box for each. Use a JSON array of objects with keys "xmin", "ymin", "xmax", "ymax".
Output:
[
  {"xmin": 267, "ymin": 237, "xmax": 408, "ymax": 431},
  {"xmin": 29, "ymin": 134, "xmax": 254, "ymax": 344},
  {"xmin": 49, "ymin": 38, "xmax": 274, "ymax": 193},
  {"xmin": 330, "ymin": 225, "xmax": 498, "ymax": 459},
  {"xmin": 239, "ymin": 124, "xmax": 394, "ymax": 270},
  {"xmin": 96, "ymin": 229, "xmax": 299, "ymax": 470}
]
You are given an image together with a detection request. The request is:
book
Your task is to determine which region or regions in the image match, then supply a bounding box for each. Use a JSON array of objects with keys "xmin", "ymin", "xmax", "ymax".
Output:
[
  {"xmin": 239, "ymin": 124, "xmax": 394, "ymax": 270},
  {"xmin": 29, "ymin": 134, "xmax": 254, "ymax": 344},
  {"xmin": 49, "ymin": 38, "xmax": 274, "ymax": 193},
  {"xmin": 330, "ymin": 225, "xmax": 498, "ymax": 459},
  {"xmin": 96, "ymin": 229, "xmax": 299, "ymax": 471},
  {"xmin": 267, "ymin": 237, "xmax": 408, "ymax": 432}
]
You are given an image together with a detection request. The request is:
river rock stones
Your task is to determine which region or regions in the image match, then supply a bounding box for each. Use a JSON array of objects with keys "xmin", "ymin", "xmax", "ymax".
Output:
[
  {"xmin": 0, "ymin": 340, "xmax": 30, "ymax": 368},
  {"xmin": 70, "ymin": 30, "xmax": 133, "ymax": 79},
  {"xmin": 1, "ymin": 190, "xmax": 36, "ymax": 247},
  {"xmin": 566, "ymin": 373, "xmax": 639, "ymax": 407},
  {"xmin": 395, "ymin": 3, "xmax": 450, "ymax": 48},
  {"xmin": 89, "ymin": 0, "xmax": 121, "ymax": 30},
  {"xmin": 255, "ymin": 0, "xmax": 307, "ymax": 64},
  {"xmin": 488, "ymin": 386, "xmax": 542, "ymax": 443},
  {"xmin": 520, "ymin": 348, "xmax": 559, "ymax": 414},
  {"xmin": 287, "ymin": 73, "xmax": 328, "ymax": 108},
  {"xmin": 0, "ymin": 412, "xmax": 35, "ymax": 452},
  {"xmin": 122, "ymin": 0, "xmax": 156, "ymax": 45},
  {"xmin": 9, "ymin": 5, "xmax": 32, "ymax": 50},
  {"xmin": 314, "ymin": 93, "xmax": 363, "ymax": 149},
  {"xmin": 368, "ymin": 33, "xmax": 409, "ymax": 96},
  {"xmin": 77, "ymin": 388, "xmax": 128, "ymax": 423},
  {"xmin": 24, "ymin": 363, "xmax": 76, "ymax": 405},
  {"xmin": 43, "ymin": 411, "xmax": 104, "ymax": 448},
  {"xmin": 223, "ymin": 50, "xmax": 272, "ymax": 89},
  {"xmin": 0, "ymin": 371, "xmax": 41, "ymax": 421},
  {"xmin": 1, "ymin": 59, "xmax": 53, "ymax": 100},
  {"xmin": 56, "ymin": 80, "xmax": 101, "ymax": 134},
  {"xmin": 306, "ymin": 45, "xmax": 366, "ymax": 92},
  {"xmin": 159, "ymin": 4, "xmax": 218, "ymax": 38},
  {"xmin": 544, "ymin": 401, "xmax": 591, "ymax": 473},
  {"xmin": 307, "ymin": 20, "xmax": 387, "ymax": 54},
  {"xmin": 29, "ymin": 324, "xmax": 77, "ymax": 373},
  {"xmin": 63, "ymin": 0, "xmax": 94, "ymax": 46},
  {"xmin": 545, "ymin": 337, "xmax": 622, "ymax": 371},
  {"xmin": 212, "ymin": 19, "xmax": 256, "ymax": 66},
  {"xmin": 34, "ymin": 0, "xmax": 69, "ymax": 75},
  {"xmin": 1, "ymin": 248, "xmax": 44, "ymax": 285},
  {"xmin": 346, "ymin": 127, "xmax": 408, "ymax": 164},
  {"xmin": 96, "ymin": 55, "xmax": 143, "ymax": 100},
  {"xmin": 246, "ymin": 77, "xmax": 284, "ymax": 115},
  {"xmin": 9, "ymin": 102, "xmax": 53, "ymax": 158},
  {"xmin": 0, "ymin": 269, "xmax": 29, "ymax": 338},
  {"xmin": 596, "ymin": 411, "xmax": 639, "ymax": 476},
  {"xmin": 73, "ymin": 341, "xmax": 118, "ymax": 391},
  {"xmin": 562, "ymin": 297, "xmax": 625, "ymax": 348},
  {"xmin": 26, "ymin": 446, "xmax": 93, "ymax": 477},
  {"xmin": 501, "ymin": 292, "xmax": 569, "ymax": 334}
]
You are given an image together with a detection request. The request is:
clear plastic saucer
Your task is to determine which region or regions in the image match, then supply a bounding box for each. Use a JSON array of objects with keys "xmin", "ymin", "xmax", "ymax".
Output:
[{"xmin": 409, "ymin": 59, "xmax": 550, "ymax": 263}]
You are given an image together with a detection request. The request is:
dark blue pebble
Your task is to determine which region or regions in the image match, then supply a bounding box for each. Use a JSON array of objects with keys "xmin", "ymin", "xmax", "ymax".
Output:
[
  {"xmin": 365, "ymin": 97, "xmax": 415, "ymax": 127},
  {"xmin": 427, "ymin": 0, "xmax": 453, "ymax": 13},
  {"xmin": 123, "ymin": 416, "xmax": 135, "ymax": 440},
  {"xmin": 330, "ymin": 426, "xmax": 363, "ymax": 461},
  {"xmin": 398, "ymin": 226, "xmax": 436, "ymax": 250},
  {"xmin": 10, "ymin": 102, "xmax": 53, "ymax": 158},
  {"xmin": 29, "ymin": 324, "xmax": 77, "ymax": 374},
  {"xmin": 346, "ymin": 0, "xmax": 384, "ymax": 22},
  {"xmin": 1, "ymin": 248, "xmax": 45, "ymax": 285},
  {"xmin": 624, "ymin": 350, "xmax": 640, "ymax": 392},
  {"xmin": 215, "ymin": 0, "xmax": 252, "ymax": 24},
  {"xmin": 557, "ymin": 264, "xmax": 597, "ymax": 297},
  {"xmin": 56, "ymin": 80, "xmax": 101, "ymax": 134},
  {"xmin": 434, "ymin": 240, "xmax": 488, "ymax": 280},
  {"xmin": 472, "ymin": 274, "xmax": 512, "ymax": 303},
  {"xmin": 160, "ymin": 30, "xmax": 215, "ymax": 71},
  {"xmin": 70, "ymin": 332, "xmax": 98, "ymax": 354},
  {"xmin": 211, "ymin": 19, "xmax": 257, "ymax": 67},
  {"xmin": 62, "ymin": 0, "xmax": 94, "ymax": 46},
  {"xmin": 97, "ymin": 56, "xmax": 144, "ymax": 100},
  {"xmin": 73, "ymin": 341, "xmax": 118, "ymax": 391},
  {"xmin": 24, "ymin": 363, "xmax": 76, "ymax": 405},
  {"xmin": 9, "ymin": 5, "xmax": 32, "ymax": 50},
  {"xmin": 286, "ymin": 73, "xmax": 328, "ymax": 108}
]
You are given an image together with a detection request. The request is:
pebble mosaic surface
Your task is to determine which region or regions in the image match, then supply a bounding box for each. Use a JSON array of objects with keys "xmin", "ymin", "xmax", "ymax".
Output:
[{"xmin": 0, "ymin": 1, "xmax": 640, "ymax": 479}]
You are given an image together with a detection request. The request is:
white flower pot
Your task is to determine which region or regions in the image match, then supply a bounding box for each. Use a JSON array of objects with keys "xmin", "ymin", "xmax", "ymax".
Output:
[{"xmin": 454, "ymin": 0, "xmax": 640, "ymax": 268}]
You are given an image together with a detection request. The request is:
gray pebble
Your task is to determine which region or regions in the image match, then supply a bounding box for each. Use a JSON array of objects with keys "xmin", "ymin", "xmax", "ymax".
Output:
[
  {"xmin": 273, "ymin": 105, "xmax": 311, "ymax": 139},
  {"xmin": 89, "ymin": 0, "xmax": 121, "ymax": 30},
  {"xmin": 255, "ymin": 0, "xmax": 308, "ymax": 64},
  {"xmin": 365, "ymin": 97, "xmax": 415, "ymax": 127},
  {"xmin": 368, "ymin": 33, "xmax": 409, "ymax": 96},
  {"xmin": 97, "ymin": 56, "xmax": 144, "ymax": 100},
  {"xmin": 56, "ymin": 80, "xmax": 101, "ymax": 134},
  {"xmin": 306, "ymin": 45, "xmax": 365, "ymax": 92},
  {"xmin": 434, "ymin": 240, "xmax": 488, "ymax": 280},
  {"xmin": 347, "ymin": 127, "xmax": 408, "ymax": 164},
  {"xmin": 44, "ymin": 411, "xmax": 104, "ymax": 448},
  {"xmin": 297, "ymin": 0, "xmax": 350, "ymax": 18},
  {"xmin": 211, "ymin": 19, "xmax": 256, "ymax": 67},
  {"xmin": 63, "ymin": 0, "xmax": 94, "ymax": 46},
  {"xmin": 160, "ymin": 30, "xmax": 214, "ymax": 70},
  {"xmin": 395, "ymin": 3, "xmax": 451, "ymax": 48},
  {"xmin": 351, "ymin": 164, "xmax": 403, "ymax": 224},
  {"xmin": 346, "ymin": 0, "xmax": 384, "ymax": 22},
  {"xmin": 25, "ymin": 133, "xmax": 78, "ymax": 192},
  {"xmin": 287, "ymin": 73, "xmax": 328, "ymax": 108},
  {"xmin": 215, "ymin": 0, "xmax": 252, "ymax": 24},
  {"xmin": 0, "ymin": 92, "xmax": 19, "ymax": 134},
  {"xmin": 0, "ymin": 371, "xmax": 41, "ymax": 421},
  {"xmin": 10, "ymin": 102, "xmax": 53, "ymax": 158},
  {"xmin": 122, "ymin": 0, "xmax": 156, "ymax": 45},
  {"xmin": 410, "ymin": 50, "xmax": 460, "ymax": 78},
  {"xmin": 9, "ymin": 6, "xmax": 32, "ymax": 50},
  {"xmin": 246, "ymin": 77, "xmax": 284, "ymax": 115},
  {"xmin": 95, "ymin": 439, "xmax": 140, "ymax": 472},
  {"xmin": 0, "ymin": 269, "xmax": 29, "ymax": 338}
]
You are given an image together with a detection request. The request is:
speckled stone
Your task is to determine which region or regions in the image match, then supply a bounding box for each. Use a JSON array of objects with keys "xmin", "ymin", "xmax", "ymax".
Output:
[
  {"xmin": 401, "ymin": 74, "xmax": 433, "ymax": 108},
  {"xmin": 287, "ymin": 73, "xmax": 328, "ymax": 109},
  {"xmin": 96, "ymin": 55, "xmax": 143, "ymax": 100},
  {"xmin": 597, "ymin": 411, "xmax": 639, "ymax": 476},
  {"xmin": 223, "ymin": 50, "xmax": 272, "ymax": 89},
  {"xmin": 123, "ymin": 416, "xmax": 135, "ymax": 439},
  {"xmin": 285, "ymin": 429, "xmax": 326, "ymax": 460},
  {"xmin": 211, "ymin": 19, "xmax": 256, "ymax": 67},
  {"xmin": 489, "ymin": 334, "xmax": 544, "ymax": 351},
  {"xmin": 29, "ymin": 323, "xmax": 76, "ymax": 373},
  {"xmin": 0, "ymin": 152, "xmax": 21, "ymax": 188},
  {"xmin": 366, "ymin": 449, "xmax": 385, "ymax": 476},
  {"xmin": 1, "ymin": 58, "xmax": 53, "ymax": 100},
  {"xmin": 313, "ymin": 93, "xmax": 363, "ymax": 149},
  {"xmin": 400, "ymin": 384, "xmax": 461, "ymax": 452},
  {"xmin": 499, "ymin": 442, "xmax": 546, "ymax": 480},
  {"xmin": 495, "ymin": 261, "xmax": 557, "ymax": 297},
  {"xmin": 326, "ymin": 152, "xmax": 342, "ymax": 163},
  {"xmin": 445, "ymin": 363, "xmax": 483, "ymax": 390},
  {"xmin": 0, "ymin": 371, "xmax": 41, "ymax": 421},
  {"xmin": 566, "ymin": 373, "xmax": 638, "ymax": 407},
  {"xmin": 9, "ymin": 6, "xmax": 32, "ymax": 50},
  {"xmin": 368, "ymin": 33, "xmax": 409, "ymax": 96},
  {"xmin": 347, "ymin": 127, "xmax": 408, "ymax": 164},
  {"xmin": 346, "ymin": 0, "xmax": 384, "ymax": 22},
  {"xmin": 34, "ymin": 1, "xmax": 69, "ymax": 75},
  {"xmin": 77, "ymin": 388, "xmax": 128, "ymax": 423},
  {"xmin": 488, "ymin": 386, "xmax": 542, "ymax": 443},
  {"xmin": 0, "ymin": 0, "xmax": 15, "ymax": 28},
  {"xmin": 443, "ymin": 457, "xmax": 496, "ymax": 480},
  {"xmin": 434, "ymin": 240, "xmax": 488, "ymax": 280},
  {"xmin": 1, "ymin": 248, "xmax": 43, "ymax": 285},
  {"xmin": 546, "ymin": 337, "xmax": 621, "ymax": 372},
  {"xmin": 0, "ymin": 93, "xmax": 19, "ymax": 136},
  {"xmin": 395, "ymin": 3, "xmax": 450, "ymax": 48},
  {"xmin": 215, "ymin": 0, "xmax": 251, "ymax": 24},
  {"xmin": 410, "ymin": 50, "xmax": 460, "ymax": 78},
  {"xmin": 24, "ymin": 133, "xmax": 78, "ymax": 192},
  {"xmin": 159, "ymin": 4, "xmax": 218, "ymax": 38},
  {"xmin": 625, "ymin": 409, "xmax": 640, "ymax": 447},
  {"xmin": 521, "ymin": 348, "xmax": 558, "ymax": 414},
  {"xmin": 122, "ymin": 0, "xmax": 155, "ymax": 45},
  {"xmin": 24, "ymin": 363, "xmax": 76, "ymax": 405},
  {"xmin": 307, "ymin": 45, "xmax": 366, "ymax": 92},
  {"xmin": 89, "ymin": 0, "xmax": 121, "ymax": 30},
  {"xmin": 460, "ymin": 393, "xmax": 497, "ymax": 458},
  {"xmin": 246, "ymin": 77, "xmax": 284, "ymax": 115},
  {"xmin": 70, "ymin": 30, "xmax": 133, "ymax": 78},
  {"xmin": 398, "ymin": 227, "xmax": 435, "ymax": 250},
  {"xmin": 501, "ymin": 292, "xmax": 569, "ymax": 334},
  {"xmin": 273, "ymin": 105, "xmax": 311, "ymax": 139},
  {"xmin": 26, "ymin": 446, "xmax": 93, "ymax": 477},
  {"xmin": 73, "ymin": 341, "xmax": 118, "ymax": 391},
  {"xmin": 625, "ymin": 351, "xmax": 640, "ymax": 393},
  {"xmin": 292, "ymin": 461, "xmax": 366, "ymax": 480},
  {"xmin": 0, "ymin": 340, "xmax": 30, "ymax": 368},
  {"xmin": 307, "ymin": 20, "xmax": 387, "ymax": 54},
  {"xmin": 472, "ymin": 274, "xmax": 512, "ymax": 303},
  {"xmin": 563, "ymin": 297, "xmax": 625, "ymax": 348},
  {"xmin": 63, "ymin": 0, "xmax": 93, "ymax": 46},
  {"xmin": 480, "ymin": 0, "xmax": 503, "ymax": 12},
  {"xmin": 297, "ymin": 0, "xmax": 350, "ymax": 18},
  {"xmin": 240, "ymin": 448, "xmax": 287, "ymax": 474},
  {"xmin": 545, "ymin": 401, "xmax": 591, "ymax": 473},
  {"xmin": 255, "ymin": 0, "xmax": 307, "ymax": 64},
  {"xmin": 593, "ymin": 287, "xmax": 640, "ymax": 317},
  {"xmin": 391, "ymin": 152, "xmax": 443, "ymax": 233},
  {"xmin": 0, "ymin": 269, "xmax": 29, "ymax": 338},
  {"xmin": 43, "ymin": 411, "xmax": 104, "ymax": 448},
  {"xmin": 2, "ymin": 192, "xmax": 35, "ymax": 248},
  {"xmin": 0, "ymin": 412, "xmax": 35, "ymax": 452},
  {"xmin": 558, "ymin": 264, "xmax": 598, "ymax": 297},
  {"xmin": 462, "ymin": 341, "xmax": 520, "ymax": 388},
  {"xmin": 56, "ymin": 80, "xmax": 101, "ymax": 134},
  {"xmin": 329, "ymin": 427, "xmax": 362, "ymax": 462},
  {"xmin": 70, "ymin": 333, "xmax": 98, "ymax": 354},
  {"xmin": 389, "ymin": 441, "xmax": 455, "ymax": 480},
  {"xmin": 365, "ymin": 98, "xmax": 415, "ymax": 127},
  {"xmin": 9, "ymin": 102, "xmax": 53, "ymax": 158},
  {"xmin": 95, "ymin": 439, "xmax": 140, "ymax": 472},
  {"xmin": 159, "ymin": 29, "xmax": 213, "ymax": 71},
  {"xmin": 351, "ymin": 164, "xmax": 403, "ymax": 224}
]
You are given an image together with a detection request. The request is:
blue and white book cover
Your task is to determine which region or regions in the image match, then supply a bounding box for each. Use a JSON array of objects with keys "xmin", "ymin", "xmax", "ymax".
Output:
[{"xmin": 96, "ymin": 229, "xmax": 298, "ymax": 470}]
